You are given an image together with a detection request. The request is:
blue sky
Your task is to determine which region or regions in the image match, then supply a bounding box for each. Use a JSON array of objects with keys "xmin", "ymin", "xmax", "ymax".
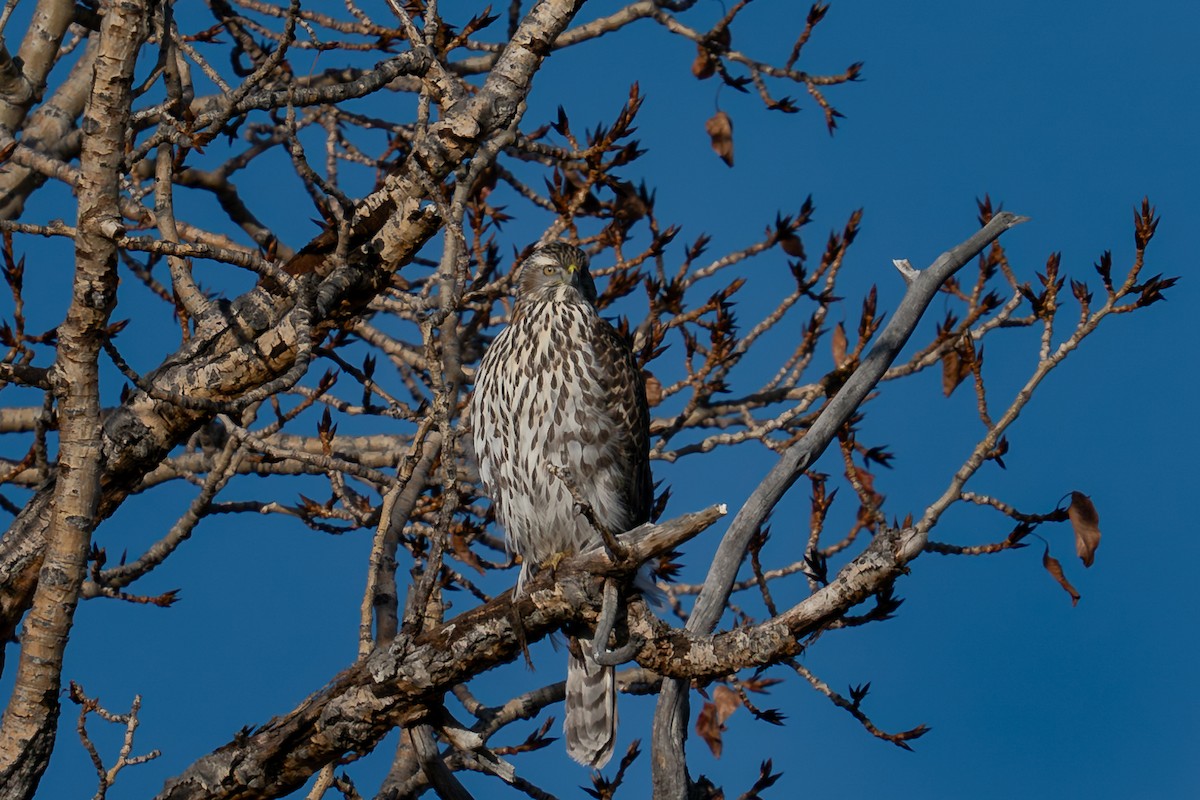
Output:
[{"xmin": 3, "ymin": 1, "xmax": 1197, "ymax": 798}]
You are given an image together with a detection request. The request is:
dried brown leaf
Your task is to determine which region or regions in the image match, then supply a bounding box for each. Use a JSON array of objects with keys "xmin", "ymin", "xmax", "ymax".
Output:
[
  {"xmin": 940, "ymin": 349, "xmax": 961, "ymax": 396},
  {"xmin": 1067, "ymin": 491, "xmax": 1101, "ymax": 567},
  {"xmin": 692, "ymin": 45, "xmax": 716, "ymax": 79},
  {"xmin": 779, "ymin": 232, "xmax": 805, "ymax": 258},
  {"xmin": 696, "ymin": 701, "xmax": 724, "ymax": 758},
  {"xmin": 712, "ymin": 685, "xmax": 740, "ymax": 724},
  {"xmin": 831, "ymin": 322, "xmax": 848, "ymax": 367},
  {"xmin": 451, "ymin": 528, "xmax": 487, "ymax": 575},
  {"xmin": 940, "ymin": 338, "xmax": 973, "ymax": 397},
  {"xmin": 644, "ymin": 371, "xmax": 663, "ymax": 407},
  {"xmin": 741, "ymin": 676, "xmax": 782, "ymax": 693},
  {"xmin": 705, "ymin": 110, "xmax": 734, "ymax": 167},
  {"xmin": 695, "ymin": 685, "xmax": 742, "ymax": 758},
  {"xmin": 1042, "ymin": 546, "xmax": 1081, "ymax": 606}
]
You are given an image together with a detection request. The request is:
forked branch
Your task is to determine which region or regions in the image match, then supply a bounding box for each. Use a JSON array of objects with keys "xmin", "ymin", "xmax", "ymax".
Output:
[{"xmin": 651, "ymin": 210, "xmax": 1028, "ymax": 797}]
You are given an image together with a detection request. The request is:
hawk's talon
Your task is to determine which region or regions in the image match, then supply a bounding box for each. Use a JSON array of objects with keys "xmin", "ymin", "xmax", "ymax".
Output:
[{"xmin": 541, "ymin": 550, "xmax": 568, "ymax": 580}]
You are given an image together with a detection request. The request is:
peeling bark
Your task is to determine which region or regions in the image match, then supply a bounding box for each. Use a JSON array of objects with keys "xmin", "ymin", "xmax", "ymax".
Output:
[{"xmin": 0, "ymin": 3, "xmax": 149, "ymax": 797}]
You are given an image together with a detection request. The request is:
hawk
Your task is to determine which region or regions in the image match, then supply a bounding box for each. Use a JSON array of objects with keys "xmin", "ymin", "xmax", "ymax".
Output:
[{"xmin": 471, "ymin": 242, "xmax": 652, "ymax": 769}]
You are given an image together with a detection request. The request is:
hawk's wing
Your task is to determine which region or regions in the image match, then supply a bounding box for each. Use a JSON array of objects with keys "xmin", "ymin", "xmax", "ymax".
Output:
[{"xmin": 591, "ymin": 316, "xmax": 653, "ymax": 528}]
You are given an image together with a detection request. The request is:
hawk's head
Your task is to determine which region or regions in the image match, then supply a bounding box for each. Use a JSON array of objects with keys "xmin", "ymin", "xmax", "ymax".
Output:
[{"xmin": 517, "ymin": 242, "xmax": 598, "ymax": 305}]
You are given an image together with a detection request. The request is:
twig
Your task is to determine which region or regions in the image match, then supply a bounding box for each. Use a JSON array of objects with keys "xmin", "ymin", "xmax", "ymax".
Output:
[
  {"xmin": 786, "ymin": 659, "xmax": 928, "ymax": 750},
  {"xmin": 68, "ymin": 683, "xmax": 162, "ymax": 799}
]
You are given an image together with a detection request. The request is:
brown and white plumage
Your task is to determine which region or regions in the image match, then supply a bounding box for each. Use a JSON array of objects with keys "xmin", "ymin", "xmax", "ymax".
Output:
[{"xmin": 470, "ymin": 242, "xmax": 652, "ymax": 769}]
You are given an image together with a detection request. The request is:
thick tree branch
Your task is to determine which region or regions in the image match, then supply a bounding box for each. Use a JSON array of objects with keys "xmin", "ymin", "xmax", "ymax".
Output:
[
  {"xmin": 0, "ymin": 0, "xmax": 75, "ymax": 132},
  {"xmin": 155, "ymin": 505, "xmax": 724, "ymax": 800},
  {"xmin": 0, "ymin": 4, "xmax": 148, "ymax": 797},
  {"xmin": 0, "ymin": 37, "xmax": 97, "ymax": 220}
]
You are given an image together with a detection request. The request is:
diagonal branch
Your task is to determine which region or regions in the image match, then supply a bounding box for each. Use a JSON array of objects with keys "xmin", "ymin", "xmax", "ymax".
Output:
[{"xmin": 650, "ymin": 210, "xmax": 1028, "ymax": 798}]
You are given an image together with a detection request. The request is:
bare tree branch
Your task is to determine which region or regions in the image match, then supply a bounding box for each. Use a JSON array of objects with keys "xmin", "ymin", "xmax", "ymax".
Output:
[
  {"xmin": 652, "ymin": 211, "xmax": 1028, "ymax": 796},
  {"xmin": 154, "ymin": 505, "xmax": 724, "ymax": 800},
  {"xmin": 0, "ymin": 3, "xmax": 1165, "ymax": 797},
  {"xmin": 0, "ymin": 3, "xmax": 149, "ymax": 796}
]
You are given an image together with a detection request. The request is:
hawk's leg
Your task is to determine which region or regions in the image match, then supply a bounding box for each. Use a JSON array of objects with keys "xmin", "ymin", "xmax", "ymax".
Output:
[
  {"xmin": 541, "ymin": 549, "xmax": 569, "ymax": 576},
  {"xmin": 547, "ymin": 464, "xmax": 631, "ymax": 561},
  {"xmin": 509, "ymin": 550, "xmax": 578, "ymax": 666}
]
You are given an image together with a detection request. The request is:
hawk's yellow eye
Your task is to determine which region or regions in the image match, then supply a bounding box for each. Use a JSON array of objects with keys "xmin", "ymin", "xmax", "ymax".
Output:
[{"xmin": 542, "ymin": 265, "xmax": 557, "ymax": 276}]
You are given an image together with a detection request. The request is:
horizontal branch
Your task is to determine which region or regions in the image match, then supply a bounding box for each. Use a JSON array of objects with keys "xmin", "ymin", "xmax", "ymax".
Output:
[
  {"xmin": 631, "ymin": 526, "xmax": 906, "ymax": 681},
  {"xmin": 0, "ymin": 363, "xmax": 50, "ymax": 389},
  {"xmin": 156, "ymin": 505, "xmax": 725, "ymax": 800}
]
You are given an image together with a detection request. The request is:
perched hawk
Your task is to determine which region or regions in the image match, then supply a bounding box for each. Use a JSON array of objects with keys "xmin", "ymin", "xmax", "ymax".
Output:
[{"xmin": 471, "ymin": 242, "xmax": 652, "ymax": 769}]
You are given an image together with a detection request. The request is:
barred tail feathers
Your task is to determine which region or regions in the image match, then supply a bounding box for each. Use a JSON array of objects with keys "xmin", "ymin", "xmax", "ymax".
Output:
[{"xmin": 564, "ymin": 639, "xmax": 617, "ymax": 769}]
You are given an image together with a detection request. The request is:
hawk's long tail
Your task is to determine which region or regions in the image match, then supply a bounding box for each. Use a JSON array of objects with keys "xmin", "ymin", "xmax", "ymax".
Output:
[{"xmin": 565, "ymin": 638, "xmax": 616, "ymax": 769}]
